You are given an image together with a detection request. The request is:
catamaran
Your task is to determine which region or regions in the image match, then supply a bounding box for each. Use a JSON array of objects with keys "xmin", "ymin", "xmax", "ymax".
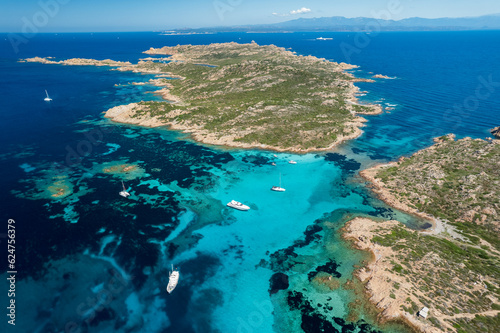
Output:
[
  {"xmin": 166, "ymin": 264, "xmax": 179, "ymax": 294},
  {"xmin": 227, "ymin": 200, "xmax": 250, "ymax": 211},
  {"xmin": 271, "ymin": 173, "xmax": 286, "ymax": 192},
  {"xmin": 119, "ymin": 181, "xmax": 130, "ymax": 197},
  {"xmin": 44, "ymin": 90, "xmax": 52, "ymax": 102}
]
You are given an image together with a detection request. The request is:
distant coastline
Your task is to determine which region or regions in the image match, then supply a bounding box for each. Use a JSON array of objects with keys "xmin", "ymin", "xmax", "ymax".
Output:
[{"xmin": 164, "ymin": 14, "xmax": 500, "ymax": 34}]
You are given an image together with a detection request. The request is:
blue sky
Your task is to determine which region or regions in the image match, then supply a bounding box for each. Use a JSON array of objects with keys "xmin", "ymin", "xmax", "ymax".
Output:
[{"xmin": 2, "ymin": 0, "xmax": 500, "ymax": 32}]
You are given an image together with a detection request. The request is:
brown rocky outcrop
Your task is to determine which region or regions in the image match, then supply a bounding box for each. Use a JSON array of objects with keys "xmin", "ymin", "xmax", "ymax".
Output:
[{"xmin": 490, "ymin": 126, "xmax": 500, "ymax": 138}]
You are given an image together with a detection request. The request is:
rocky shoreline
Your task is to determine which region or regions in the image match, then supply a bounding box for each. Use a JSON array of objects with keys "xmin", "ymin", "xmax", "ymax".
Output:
[
  {"xmin": 103, "ymin": 102, "xmax": 369, "ymax": 153},
  {"xmin": 360, "ymin": 162, "xmax": 436, "ymax": 224},
  {"xmin": 353, "ymin": 135, "xmax": 500, "ymax": 332},
  {"xmin": 343, "ymin": 218, "xmax": 443, "ymax": 333}
]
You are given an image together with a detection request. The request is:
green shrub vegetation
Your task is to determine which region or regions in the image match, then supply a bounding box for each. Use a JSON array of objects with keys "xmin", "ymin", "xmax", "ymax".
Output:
[
  {"xmin": 368, "ymin": 136, "xmax": 500, "ymax": 332},
  {"xmin": 133, "ymin": 43, "xmax": 378, "ymax": 151}
]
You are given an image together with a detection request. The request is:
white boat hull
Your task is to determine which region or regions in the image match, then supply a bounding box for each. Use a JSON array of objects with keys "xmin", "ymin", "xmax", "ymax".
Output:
[
  {"xmin": 227, "ymin": 200, "xmax": 250, "ymax": 211},
  {"xmin": 167, "ymin": 270, "xmax": 179, "ymax": 293},
  {"xmin": 271, "ymin": 186, "xmax": 286, "ymax": 192},
  {"xmin": 44, "ymin": 90, "xmax": 52, "ymax": 101}
]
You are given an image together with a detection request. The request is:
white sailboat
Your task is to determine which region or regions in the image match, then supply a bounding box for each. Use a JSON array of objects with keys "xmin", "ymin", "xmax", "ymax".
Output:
[
  {"xmin": 119, "ymin": 181, "xmax": 130, "ymax": 198},
  {"xmin": 227, "ymin": 200, "xmax": 250, "ymax": 211},
  {"xmin": 166, "ymin": 264, "xmax": 180, "ymax": 294},
  {"xmin": 271, "ymin": 173, "xmax": 286, "ymax": 192},
  {"xmin": 44, "ymin": 90, "xmax": 52, "ymax": 102}
]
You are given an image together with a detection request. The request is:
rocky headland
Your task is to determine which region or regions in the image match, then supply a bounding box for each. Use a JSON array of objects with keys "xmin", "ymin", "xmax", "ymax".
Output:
[
  {"xmin": 491, "ymin": 126, "xmax": 500, "ymax": 139},
  {"xmin": 352, "ymin": 134, "xmax": 500, "ymax": 332},
  {"xmin": 372, "ymin": 74, "xmax": 397, "ymax": 79}
]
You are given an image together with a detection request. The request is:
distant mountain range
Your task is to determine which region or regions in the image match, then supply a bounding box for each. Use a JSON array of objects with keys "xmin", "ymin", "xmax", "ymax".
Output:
[{"xmin": 171, "ymin": 14, "xmax": 500, "ymax": 33}]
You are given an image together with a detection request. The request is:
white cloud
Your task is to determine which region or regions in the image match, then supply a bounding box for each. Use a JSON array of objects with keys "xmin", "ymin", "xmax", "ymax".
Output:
[
  {"xmin": 272, "ymin": 7, "xmax": 312, "ymax": 17},
  {"xmin": 290, "ymin": 7, "xmax": 311, "ymax": 15}
]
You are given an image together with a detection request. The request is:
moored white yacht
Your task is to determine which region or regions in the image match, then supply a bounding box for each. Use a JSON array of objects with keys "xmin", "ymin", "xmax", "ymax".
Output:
[
  {"xmin": 44, "ymin": 90, "xmax": 52, "ymax": 102},
  {"xmin": 119, "ymin": 181, "xmax": 130, "ymax": 197},
  {"xmin": 166, "ymin": 264, "xmax": 179, "ymax": 294},
  {"xmin": 227, "ymin": 200, "xmax": 250, "ymax": 211},
  {"xmin": 288, "ymin": 160, "xmax": 297, "ymax": 164},
  {"xmin": 271, "ymin": 173, "xmax": 286, "ymax": 192}
]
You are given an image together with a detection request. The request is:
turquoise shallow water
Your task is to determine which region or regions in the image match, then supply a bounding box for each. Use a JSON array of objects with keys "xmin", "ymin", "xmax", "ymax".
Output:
[{"xmin": 0, "ymin": 31, "xmax": 499, "ymax": 332}]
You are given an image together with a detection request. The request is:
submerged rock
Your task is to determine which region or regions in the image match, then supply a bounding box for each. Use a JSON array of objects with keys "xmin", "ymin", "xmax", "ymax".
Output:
[{"xmin": 269, "ymin": 273, "xmax": 289, "ymax": 294}]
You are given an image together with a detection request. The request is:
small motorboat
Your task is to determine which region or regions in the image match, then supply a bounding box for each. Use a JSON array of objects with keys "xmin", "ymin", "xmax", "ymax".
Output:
[{"xmin": 227, "ymin": 200, "xmax": 250, "ymax": 211}]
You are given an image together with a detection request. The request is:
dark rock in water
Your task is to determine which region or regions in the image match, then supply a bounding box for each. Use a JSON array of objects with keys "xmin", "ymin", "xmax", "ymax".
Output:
[
  {"xmin": 269, "ymin": 245, "xmax": 299, "ymax": 271},
  {"xmin": 307, "ymin": 259, "xmax": 342, "ymax": 281},
  {"xmin": 242, "ymin": 154, "xmax": 271, "ymax": 166},
  {"xmin": 301, "ymin": 313, "xmax": 339, "ymax": 333},
  {"xmin": 351, "ymin": 147, "xmax": 366, "ymax": 154},
  {"xmin": 491, "ymin": 126, "xmax": 500, "ymax": 138},
  {"xmin": 268, "ymin": 223, "xmax": 323, "ymax": 271},
  {"xmin": 421, "ymin": 222, "xmax": 433, "ymax": 230},
  {"xmin": 334, "ymin": 317, "xmax": 345, "ymax": 326},
  {"xmin": 287, "ymin": 291, "xmax": 314, "ymax": 313},
  {"xmin": 356, "ymin": 319, "xmax": 383, "ymax": 333},
  {"xmin": 286, "ymin": 290, "xmax": 385, "ymax": 332},
  {"xmin": 324, "ymin": 153, "xmax": 361, "ymax": 174},
  {"xmin": 269, "ymin": 273, "xmax": 289, "ymax": 294},
  {"xmin": 89, "ymin": 307, "xmax": 115, "ymax": 326},
  {"xmin": 335, "ymin": 317, "xmax": 357, "ymax": 333},
  {"xmin": 167, "ymin": 242, "xmax": 179, "ymax": 259}
]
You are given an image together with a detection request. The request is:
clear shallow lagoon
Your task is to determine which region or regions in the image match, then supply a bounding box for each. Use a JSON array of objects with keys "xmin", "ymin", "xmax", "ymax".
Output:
[{"xmin": 0, "ymin": 31, "xmax": 499, "ymax": 332}]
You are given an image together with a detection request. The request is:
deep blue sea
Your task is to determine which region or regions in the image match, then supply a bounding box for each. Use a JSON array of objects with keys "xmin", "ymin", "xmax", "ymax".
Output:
[{"xmin": 1, "ymin": 31, "xmax": 499, "ymax": 333}]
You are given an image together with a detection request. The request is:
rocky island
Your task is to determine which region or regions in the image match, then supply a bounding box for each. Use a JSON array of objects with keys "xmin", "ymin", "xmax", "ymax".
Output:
[
  {"xmin": 347, "ymin": 135, "xmax": 500, "ymax": 332},
  {"xmin": 491, "ymin": 126, "xmax": 500, "ymax": 139},
  {"xmin": 24, "ymin": 42, "xmax": 382, "ymax": 152}
]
